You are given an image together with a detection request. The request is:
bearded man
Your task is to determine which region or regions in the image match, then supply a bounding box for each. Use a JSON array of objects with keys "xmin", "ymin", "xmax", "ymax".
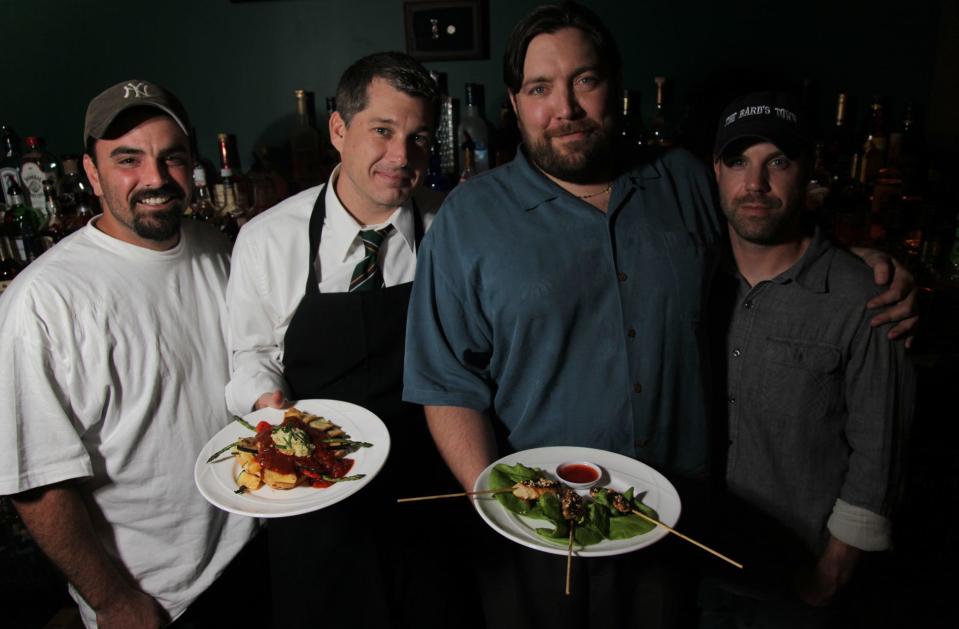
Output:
[{"xmin": 0, "ymin": 80, "xmax": 257, "ymax": 628}]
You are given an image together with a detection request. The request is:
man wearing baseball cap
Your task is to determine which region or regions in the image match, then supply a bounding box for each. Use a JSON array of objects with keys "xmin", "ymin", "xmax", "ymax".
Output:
[
  {"xmin": 0, "ymin": 79, "xmax": 258, "ymax": 628},
  {"xmin": 703, "ymin": 91, "xmax": 913, "ymax": 626}
]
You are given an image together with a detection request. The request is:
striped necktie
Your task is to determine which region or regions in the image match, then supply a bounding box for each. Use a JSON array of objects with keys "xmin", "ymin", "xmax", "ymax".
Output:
[{"xmin": 349, "ymin": 224, "xmax": 395, "ymax": 292}]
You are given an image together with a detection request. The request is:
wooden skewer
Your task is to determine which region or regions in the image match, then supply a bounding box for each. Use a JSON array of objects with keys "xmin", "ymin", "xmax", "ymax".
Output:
[
  {"xmin": 396, "ymin": 488, "xmax": 512, "ymax": 503},
  {"xmin": 631, "ymin": 509, "xmax": 743, "ymax": 569},
  {"xmin": 565, "ymin": 524, "xmax": 574, "ymax": 596}
]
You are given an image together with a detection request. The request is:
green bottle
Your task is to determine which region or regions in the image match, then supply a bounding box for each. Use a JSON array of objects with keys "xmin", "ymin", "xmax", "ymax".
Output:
[{"xmin": 4, "ymin": 180, "xmax": 43, "ymax": 264}]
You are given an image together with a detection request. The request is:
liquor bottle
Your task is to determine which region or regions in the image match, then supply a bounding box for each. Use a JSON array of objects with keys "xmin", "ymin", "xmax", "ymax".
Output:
[
  {"xmin": 215, "ymin": 137, "xmax": 251, "ymax": 241},
  {"xmin": 4, "ymin": 181, "xmax": 43, "ymax": 265},
  {"xmin": 20, "ymin": 136, "xmax": 60, "ymax": 216},
  {"xmin": 425, "ymin": 138, "xmax": 451, "ymax": 193},
  {"xmin": 214, "ymin": 133, "xmax": 252, "ymax": 211},
  {"xmin": 430, "ymin": 72, "xmax": 456, "ymax": 177},
  {"xmin": 494, "ymin": 98, "xmax": 520, "ymax": 167},
  {"xmin": 894, "ymin": 102, "xmax": 925, "ymax": 198},
  {"xmin": 290, "ymin": 89, "xmax": 324, "ymax": 192},
  {"xmin": 858, "ymin": 97, "xmax": 888, "ymax": 186},
  {"xmin": 190, "ymin": 164, "xmax": 218, "ymax": 223},
  {"xmin": 0, "ymin": 231, "xmax": 21, "ymax": 295},
  {"xmin": 619, "ymin": 89, "xmax": 646, "ymax": 152},
  {"xmin": 824, "ymin": 93, "xmax": 856, "ymax": 186},
  {"xmin": 459, "ymin": 133, "xmax": 476, "ymax": 183},
  {"xmin": 806, "ymin": 142, "xmax": 832, "ymax": 214},
  {"xmin": 1, "ymin": 126, "xmax": 23, "ymax": 208},
  {"xmin": 40, "ymin": 180, "xmax": 65, "ymax": 250},
  {"xmin": 247, "ymin": 145, "xmax": 289, "ymax": 216},
  {"xmin": 64, "ymin": 191, "xmax": 95, "ymax": 234},
  {"xmin": 647, "ymin": 77, "xmax": 673, "ymax": 147},
  {"xmin": 58, "ymin": 155, "xmax": 94, "ymax": 217},
  {"xmin": 458, "ymin": 83, "xmax": 490, "ymax": 172}
]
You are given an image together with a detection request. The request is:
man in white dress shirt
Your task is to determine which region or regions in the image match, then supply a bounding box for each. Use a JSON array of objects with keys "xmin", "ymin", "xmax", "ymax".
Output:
[{"xmin": 225, "ymin": 52, "xmax": 469, "ymax": 629}]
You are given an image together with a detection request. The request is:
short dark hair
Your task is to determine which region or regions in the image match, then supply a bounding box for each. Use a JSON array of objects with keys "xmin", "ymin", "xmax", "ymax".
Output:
[
  {"xmin": 335, "ymin": 52, "xmax": 438, "ymax": 125},
  {"xmin": 503, "ymin": 2, "xmax": 622, "ymax": 95}
]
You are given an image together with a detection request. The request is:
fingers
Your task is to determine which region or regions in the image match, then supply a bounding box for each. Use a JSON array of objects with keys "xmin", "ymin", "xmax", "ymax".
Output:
[
  {"xmin": 871, "ymin": 259, "xmax": 891, "ymax": 286},
  {"xmin": 884, "ymin": 315, "xmax": 919, "ymax": 343},
  {"xmin": 254, "ymin": 390, "xmax": 292, "ymax": 410}
]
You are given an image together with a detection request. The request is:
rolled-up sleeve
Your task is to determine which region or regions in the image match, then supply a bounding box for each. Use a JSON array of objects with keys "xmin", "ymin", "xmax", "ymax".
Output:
[
  {"xmin": 829, "ymin": 312, "xmax": 913, "ymax": 551},
  {"xmin": 225, "ymin": 230, "xmax": 291, "ymax": 416},
  {"xmin": 403, "ymin": 210, "xmax": 494, "ymax": 413}
]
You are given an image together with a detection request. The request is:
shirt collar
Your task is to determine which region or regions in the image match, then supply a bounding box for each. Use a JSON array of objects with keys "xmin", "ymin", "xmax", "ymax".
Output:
[
  {"xmin": 510, "ymin": 144, "xmax": 664, "ymax": 212},
  {"xmin": 324, "ymin": 165, "xmax": 417, "ymax": 263},
  {"xmin": 768, "ymin": 225, "xmax": 832, "ymax": 293}
]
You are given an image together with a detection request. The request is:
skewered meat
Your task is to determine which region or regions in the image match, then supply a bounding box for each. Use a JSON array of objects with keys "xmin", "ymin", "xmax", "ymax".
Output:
[
  {"xmin": 512, "ymin": 478, "xmax": 560, "ymax": 500},
  {"xmin": 560, "ymin": 488, "xmax": 585, "ymax": 521},
  {"xmin": 589, "ymin": 487, "xmax": 631, "ymax": 513}
]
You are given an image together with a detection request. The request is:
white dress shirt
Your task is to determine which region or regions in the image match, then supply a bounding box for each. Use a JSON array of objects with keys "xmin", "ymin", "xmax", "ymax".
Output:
[{"xmin": 225, "ymin": 167, "xmax": 440, "ymax": 415}]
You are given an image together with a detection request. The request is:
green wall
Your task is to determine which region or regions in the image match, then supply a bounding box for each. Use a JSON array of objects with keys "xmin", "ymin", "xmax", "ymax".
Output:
[{"xmin": 0, "ymin": 0, "xmax": 949, "ymax": 167}]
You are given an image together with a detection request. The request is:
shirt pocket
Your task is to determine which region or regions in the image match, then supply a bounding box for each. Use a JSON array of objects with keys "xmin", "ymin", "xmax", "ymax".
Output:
[{"xmin": 760, "ymin": 338, "xmax": 842, "ymax": 420}]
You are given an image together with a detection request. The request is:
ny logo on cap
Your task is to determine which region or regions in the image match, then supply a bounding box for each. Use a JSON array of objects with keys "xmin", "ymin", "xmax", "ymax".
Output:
[{"xmin": 122, "ymin": 82, "xmax": 151, "ymax": 99}]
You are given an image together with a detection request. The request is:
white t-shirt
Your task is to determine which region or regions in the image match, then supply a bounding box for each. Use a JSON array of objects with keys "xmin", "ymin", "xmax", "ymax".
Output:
[
  {"xmin": 224, "ymin": 168, "xmax": 439, "ymax": 415},
  {"xmin": 0, "ymin": 218, "xmax": 257, "ymax": 627}
]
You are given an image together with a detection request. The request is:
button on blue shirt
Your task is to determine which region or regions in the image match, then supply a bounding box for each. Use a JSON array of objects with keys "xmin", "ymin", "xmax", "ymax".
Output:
[{"xmin": 403, "ymin": 148, "xmax": 723, "ymax": 478}]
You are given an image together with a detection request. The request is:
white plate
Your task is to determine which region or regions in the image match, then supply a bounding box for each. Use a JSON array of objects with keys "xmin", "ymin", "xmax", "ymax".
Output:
[
  {"xmin": 472, "ymin": 446, "xmax": 681, "ymax": 557},
  {"xmin": 195, "ymin": 399, "xmax": 390, "ymax": 518}
]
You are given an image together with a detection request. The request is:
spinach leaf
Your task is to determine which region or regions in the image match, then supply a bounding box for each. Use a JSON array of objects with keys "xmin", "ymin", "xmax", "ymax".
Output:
[
  {"xmin": 587, "ymin": 502, "xmax": 610, "ymax": 538},
  {"xmin": 574, "ymin": 521, "xmax": 605, "ymax": 546},
  {"xmin": 493, "ymin": 463, "xmax": 544, "ymax": 483},
  {"xmin": 608, "ymin": 513, "xmax": 656, "ymax": 539}
]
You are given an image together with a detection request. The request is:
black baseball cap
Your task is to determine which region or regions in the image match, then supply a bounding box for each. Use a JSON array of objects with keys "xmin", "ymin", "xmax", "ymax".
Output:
[
  {"xmin": 714, "ymin": 91, "xmax": 807, "ymax": 159},
  {"xmin": 84, "ymin": 79, "xmax": 191, "ymax": 146}
]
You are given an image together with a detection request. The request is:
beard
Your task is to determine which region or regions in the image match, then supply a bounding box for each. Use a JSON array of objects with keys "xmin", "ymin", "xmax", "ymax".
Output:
[
  {"xmin": 522, "ymin": 119, "xmax": 615, "ymax": 184},
  {"xmin": 110, "ymin": 183, "xmax": 186, "ymax": 242},
  {"xmin": 722, "ymin": 192, "xmax": 803, "ymax": 245},
  {"xmin": 131, "ymin": 204, "xmax": 183, "ymax": 241}
]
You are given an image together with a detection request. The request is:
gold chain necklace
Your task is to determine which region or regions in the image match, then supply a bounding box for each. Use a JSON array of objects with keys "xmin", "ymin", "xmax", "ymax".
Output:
[{"xmin": 574, "ymin": 183, "xmax": 613, "ymax": 199}]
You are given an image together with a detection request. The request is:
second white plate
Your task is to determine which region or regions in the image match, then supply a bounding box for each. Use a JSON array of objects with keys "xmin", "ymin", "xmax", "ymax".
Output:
[{"xmin": 472, "ymin": 446, "xmax": 681, "ymax": 557}]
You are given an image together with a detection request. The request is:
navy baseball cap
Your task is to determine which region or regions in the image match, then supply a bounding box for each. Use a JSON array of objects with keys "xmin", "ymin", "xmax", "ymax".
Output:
[{"xmin": 714, "ymin": 91, "xmax": 808, "ymax": 159}]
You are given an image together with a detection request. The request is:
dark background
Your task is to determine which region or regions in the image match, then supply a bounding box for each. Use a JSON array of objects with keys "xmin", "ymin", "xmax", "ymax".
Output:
[
  {"xmin": 0, "ymin": 0, "xmax": 956, "ymax": 166},
  {"xmin": 1, "ymin": 1, "xmax": 957, "ymax": 627}
]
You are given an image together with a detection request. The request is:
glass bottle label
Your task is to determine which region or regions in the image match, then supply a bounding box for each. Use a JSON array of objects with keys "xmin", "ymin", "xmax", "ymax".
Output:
[
  {"xmin": 0, "ymin": 167, "xmax": 20, "ymax": 206},
  {"xmin": 20, "ymin": 162, "xmax": 47, "ymax": 212}
]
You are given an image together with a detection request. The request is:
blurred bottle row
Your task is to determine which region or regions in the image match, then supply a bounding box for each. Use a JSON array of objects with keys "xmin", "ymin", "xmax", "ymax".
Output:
[
  {"xmin": 799, "ymin": 93, "xmax": 959, "ymax": 289},
  {"xmin": 4, "ymin": 76, "xmax": 958, "ymax": 295}
]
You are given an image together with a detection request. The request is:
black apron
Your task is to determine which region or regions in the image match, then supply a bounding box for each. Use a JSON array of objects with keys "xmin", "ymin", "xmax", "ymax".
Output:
[{"xmin": 268, "ymin": 190, "xmax": 469, "ymax": 629}]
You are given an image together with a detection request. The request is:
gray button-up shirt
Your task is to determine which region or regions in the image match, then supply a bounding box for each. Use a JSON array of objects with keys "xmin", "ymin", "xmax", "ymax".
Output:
[{"xmin": 716, "ymin": 228, "xmax": 913, "ymax": 553}]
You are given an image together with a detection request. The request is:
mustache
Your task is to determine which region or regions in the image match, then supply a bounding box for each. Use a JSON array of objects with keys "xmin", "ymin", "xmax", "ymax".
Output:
[
  {"xmin": 131, "ymin": 184, "xmax": 185, "ymax": 204},
  {"xmin": 544, "ymin": 121, "xmax": 599, "ymax": 139},
  {"xmin": 732, "ymin": 193, "xmax": 781, "ymax": 209}
]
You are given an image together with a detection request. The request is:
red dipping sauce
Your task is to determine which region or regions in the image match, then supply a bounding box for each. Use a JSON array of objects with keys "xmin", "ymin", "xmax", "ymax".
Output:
[{"xmin": 557, "ymin": 463, "xmax": 600, "ymax": 484}]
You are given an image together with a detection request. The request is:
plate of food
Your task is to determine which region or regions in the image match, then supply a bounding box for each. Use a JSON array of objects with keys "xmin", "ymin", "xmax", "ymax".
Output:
[
  {"xmin": 472, "ymin": 446, "xmax": 681, "ymax": 557},
  {"xmin": 195, "ymin": 399, "xmax": 390, "ymax": 518}
]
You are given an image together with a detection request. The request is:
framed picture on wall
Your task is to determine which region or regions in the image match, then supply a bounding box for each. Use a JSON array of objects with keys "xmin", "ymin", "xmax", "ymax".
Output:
[{"xmin": 403, "ymin": 0, "xmax": 488, "ymax": 61}]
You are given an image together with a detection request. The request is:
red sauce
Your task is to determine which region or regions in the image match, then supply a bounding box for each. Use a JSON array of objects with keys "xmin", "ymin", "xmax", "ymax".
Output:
[
  {"xmin": 557, "ymin": 463, "xmax": 600, "ymax": 484},
  {"xmin": 254, "ymin": 417, "xmax": 357, "ymax": 486}
]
